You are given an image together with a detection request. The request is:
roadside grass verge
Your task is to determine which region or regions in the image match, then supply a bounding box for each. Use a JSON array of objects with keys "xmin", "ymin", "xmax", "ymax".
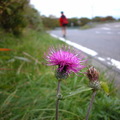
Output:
[{"xmin": 0, "ymin": 29, "xmax": 120, "ymax": 120}]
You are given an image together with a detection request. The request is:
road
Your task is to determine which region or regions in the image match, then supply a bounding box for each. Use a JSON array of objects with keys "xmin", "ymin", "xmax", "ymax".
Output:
[{"xmin": 50, "ymin": 22, "xmax": 120, "ymax": 74}]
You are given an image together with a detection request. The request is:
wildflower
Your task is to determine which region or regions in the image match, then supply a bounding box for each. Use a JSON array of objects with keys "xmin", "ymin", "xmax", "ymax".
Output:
[
  {"xmin": 86, "ymin": 66, "xmax": 100, "ymax": 90},
  {"xmin": 46, "ymin": 46, "xmax": 86, "ymax": 120},
  {"xmin": 46, "ymin": 46, "xmax": 86, "ymax": 79}
]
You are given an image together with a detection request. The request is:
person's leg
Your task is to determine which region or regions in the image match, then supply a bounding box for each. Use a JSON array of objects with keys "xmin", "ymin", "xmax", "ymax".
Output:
[{"xmin": 62, "ymin": 26, "xmax": 66, "ymax": 37}]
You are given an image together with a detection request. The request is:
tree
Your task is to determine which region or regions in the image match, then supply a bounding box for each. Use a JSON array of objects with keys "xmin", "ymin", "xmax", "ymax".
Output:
[{"xmin": 0, "ymin": 0, "xmax": 29, "ymax": 35}]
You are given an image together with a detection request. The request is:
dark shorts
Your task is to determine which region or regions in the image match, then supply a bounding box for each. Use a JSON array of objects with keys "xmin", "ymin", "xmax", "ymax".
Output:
[{"xmin": 62, "ymin": 24, "xmax": 67, "ymax": 27}]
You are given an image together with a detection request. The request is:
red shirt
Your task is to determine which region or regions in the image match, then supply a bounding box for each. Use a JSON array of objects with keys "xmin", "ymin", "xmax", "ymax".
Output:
[
  {"xmin": 59, "ymin": 15, "xmax": 68, "ymax": 26},
  {"xmin": 59, "ymin": 17, "xmax": 64, "ymax": 26}
]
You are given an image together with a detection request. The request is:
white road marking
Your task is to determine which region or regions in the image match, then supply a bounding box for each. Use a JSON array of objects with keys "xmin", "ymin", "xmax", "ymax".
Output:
[
  {"xmin": 50, "ymin": 33, "xmax": 120, "ymax": 70},
  {"xmin": 65, "ymin": 40, "xmax": 98, "ymax": 56},
  {"xmin": 107, "ymin": 57, "xmax": 120, "ymax": 69},
  {"xmin": 50, "ymin": 33, "xmax": 98, "ymax": 56},
  {"xmin": 50, "ymin": 34, "xmax": 58, "ymax": 38},
  {"xmin": 97, "ymin": 57, "xmax": 105, "ymax": 61}
]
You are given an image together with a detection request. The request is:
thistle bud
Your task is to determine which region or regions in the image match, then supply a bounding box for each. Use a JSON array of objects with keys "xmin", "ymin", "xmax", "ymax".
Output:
[
  {"xmin": 87, "ymin": 66, "xmax": 99, "ymax": 81},
  {"xmin": 89, "ymin": 80, "xmax": 100, "ymax": 90},
  {"xmin": 86, "ymin": 66, "xmax": 100, "ymax": 90}
]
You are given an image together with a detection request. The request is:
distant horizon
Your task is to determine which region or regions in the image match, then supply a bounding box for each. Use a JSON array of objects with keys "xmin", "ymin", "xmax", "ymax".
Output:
[
  {"xmin": 30, "ymin": 0, "xmax": 120, "ymax": 19},
  {"xmin": 40, "ymin": 13, "xmax": 120, "ymax": 20}
]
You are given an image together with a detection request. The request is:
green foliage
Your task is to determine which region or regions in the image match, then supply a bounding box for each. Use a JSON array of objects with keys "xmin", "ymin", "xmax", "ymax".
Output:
[
  {"xmin": 0, "ymin": 0, "xmax": 43, "ymax": 36},
  {"xmin": 92, "ymin": 16, "xmax": 115, "ymax": 22},
  {"xmin": 100, "ymin": 81, "xmax": 109, "ymax": 95},
  {"xmin": 68, "ymin": 18, "xmax": 81, "ymax": 27},
  {"xmin": 92, "ymin": 94, "xmax": 120, "ymax": 120},
  {"xmin": 25, "ymin": 6, "xmax": 44, "ymax": 31},
  {"xmin": 0, "ymin": 0, "xmax": 30, "ymax": 35},
  {"xmin": 42, "ymin": 16, "xmax": 59, "ymax": 29},
  {"xmin": 79, "ymin": 17, "xmax": 91, "ymax": 26},
  {"xmin": 103, "ymin": 16, "xmax": 115, "ymax": 21},
  {"xmin": 41, "ymin": 15, "xmax": 117, "ymax": 29},
  {"xmin": 92, "ymin": 16, "xmax": 102, "ymax": 22},
  {"xmin": 0, "ymin": 29, "xmax": 120, "ymax": 120}
]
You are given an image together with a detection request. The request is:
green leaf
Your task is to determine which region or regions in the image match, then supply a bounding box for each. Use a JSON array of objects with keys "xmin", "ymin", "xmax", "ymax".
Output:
[
  {"xmin": 63, "ymin": 87, "xmax": 92, "ymax": 99},
  {"xmin": 6, "ymin": 7, "xmax": 12, "ymax": 15},
  {"xmin": 14, "ymin": 56, "xmax": 31, "ymax": 62},
  {"xmin": 100, "ymin": 81, "xmax": 109, "ymax": 95}
]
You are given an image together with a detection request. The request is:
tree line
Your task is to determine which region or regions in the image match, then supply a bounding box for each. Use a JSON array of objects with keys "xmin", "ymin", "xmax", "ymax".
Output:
[
  {"xmin": 0, "ymin": 0, "xmax": 119, "ymax": 36},
  {"xmin": 42, "ymin": 15, "xmax": 118, "ymax": 29}
]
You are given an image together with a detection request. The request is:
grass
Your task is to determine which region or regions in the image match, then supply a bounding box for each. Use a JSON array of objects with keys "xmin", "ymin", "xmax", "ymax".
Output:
[{"xmin": 0, "ymin": 29, "xmax": 120, "ymax": 120}]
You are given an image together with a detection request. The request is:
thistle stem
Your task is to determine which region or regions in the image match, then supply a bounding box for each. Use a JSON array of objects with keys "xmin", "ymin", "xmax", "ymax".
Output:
[
  {"xmin": 85, "ymin": 90, "xmax": 97, "ymax": 120},
  {"xmin": 55, "ymin": 80, "xmax": 61, "ymax": 120}
]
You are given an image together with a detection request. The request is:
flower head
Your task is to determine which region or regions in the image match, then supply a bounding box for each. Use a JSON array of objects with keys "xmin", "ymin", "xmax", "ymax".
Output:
[
  {"xmin": 86, "ymin": 66, "xmax": 99, "ymax": 81},
  {"xmin": 86, "ymin": 66, "xmax": 100, "ymax": 90},
  {"xmin": 46, "ymin": 46, "xmax": 86, "ymax": 79}
]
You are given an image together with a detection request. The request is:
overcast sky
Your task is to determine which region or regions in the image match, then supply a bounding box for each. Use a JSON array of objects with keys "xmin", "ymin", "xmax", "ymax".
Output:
[{"xmin": 30, "ymin": 0, "xmax": 120, "ymax": 19}]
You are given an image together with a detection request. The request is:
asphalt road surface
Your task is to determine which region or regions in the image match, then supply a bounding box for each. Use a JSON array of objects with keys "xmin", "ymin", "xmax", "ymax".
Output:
[{"xmin": 50, "ymin": 22, "xmax": 120, "ymax": 74}]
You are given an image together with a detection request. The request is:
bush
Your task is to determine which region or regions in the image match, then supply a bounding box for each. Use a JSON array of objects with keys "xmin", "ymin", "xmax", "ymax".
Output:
[
  {"xmin": 42, "ymin": 16, "xmax": 59, "ymax": 29},
  {"xmin": 25, "ymin": 6, "xmax": 44, "ymax": 31},
  {"xmin": 79, "ymin": 17, "xmax": 91, "ymax": 26},
  {"xmin": 0, "ymin": 0, "xmax": 30, "ymax": 35}
]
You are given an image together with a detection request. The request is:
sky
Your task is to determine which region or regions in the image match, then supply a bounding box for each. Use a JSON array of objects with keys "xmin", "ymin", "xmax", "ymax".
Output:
[{"xmin": 30, "ymin": 0, "xmax": 120, "ymax": 19}]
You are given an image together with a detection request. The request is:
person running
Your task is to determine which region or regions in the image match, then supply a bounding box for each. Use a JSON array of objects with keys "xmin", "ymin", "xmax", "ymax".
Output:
[{"xmin": 59, "ymin": 11, "xmax": 68, "ymax": 38}]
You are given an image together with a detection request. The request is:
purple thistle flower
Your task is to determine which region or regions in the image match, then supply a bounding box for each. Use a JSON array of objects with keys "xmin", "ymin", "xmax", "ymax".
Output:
[{"xmin": 46, "ymin": 46, "xmax": 86, "ymax": 79}]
